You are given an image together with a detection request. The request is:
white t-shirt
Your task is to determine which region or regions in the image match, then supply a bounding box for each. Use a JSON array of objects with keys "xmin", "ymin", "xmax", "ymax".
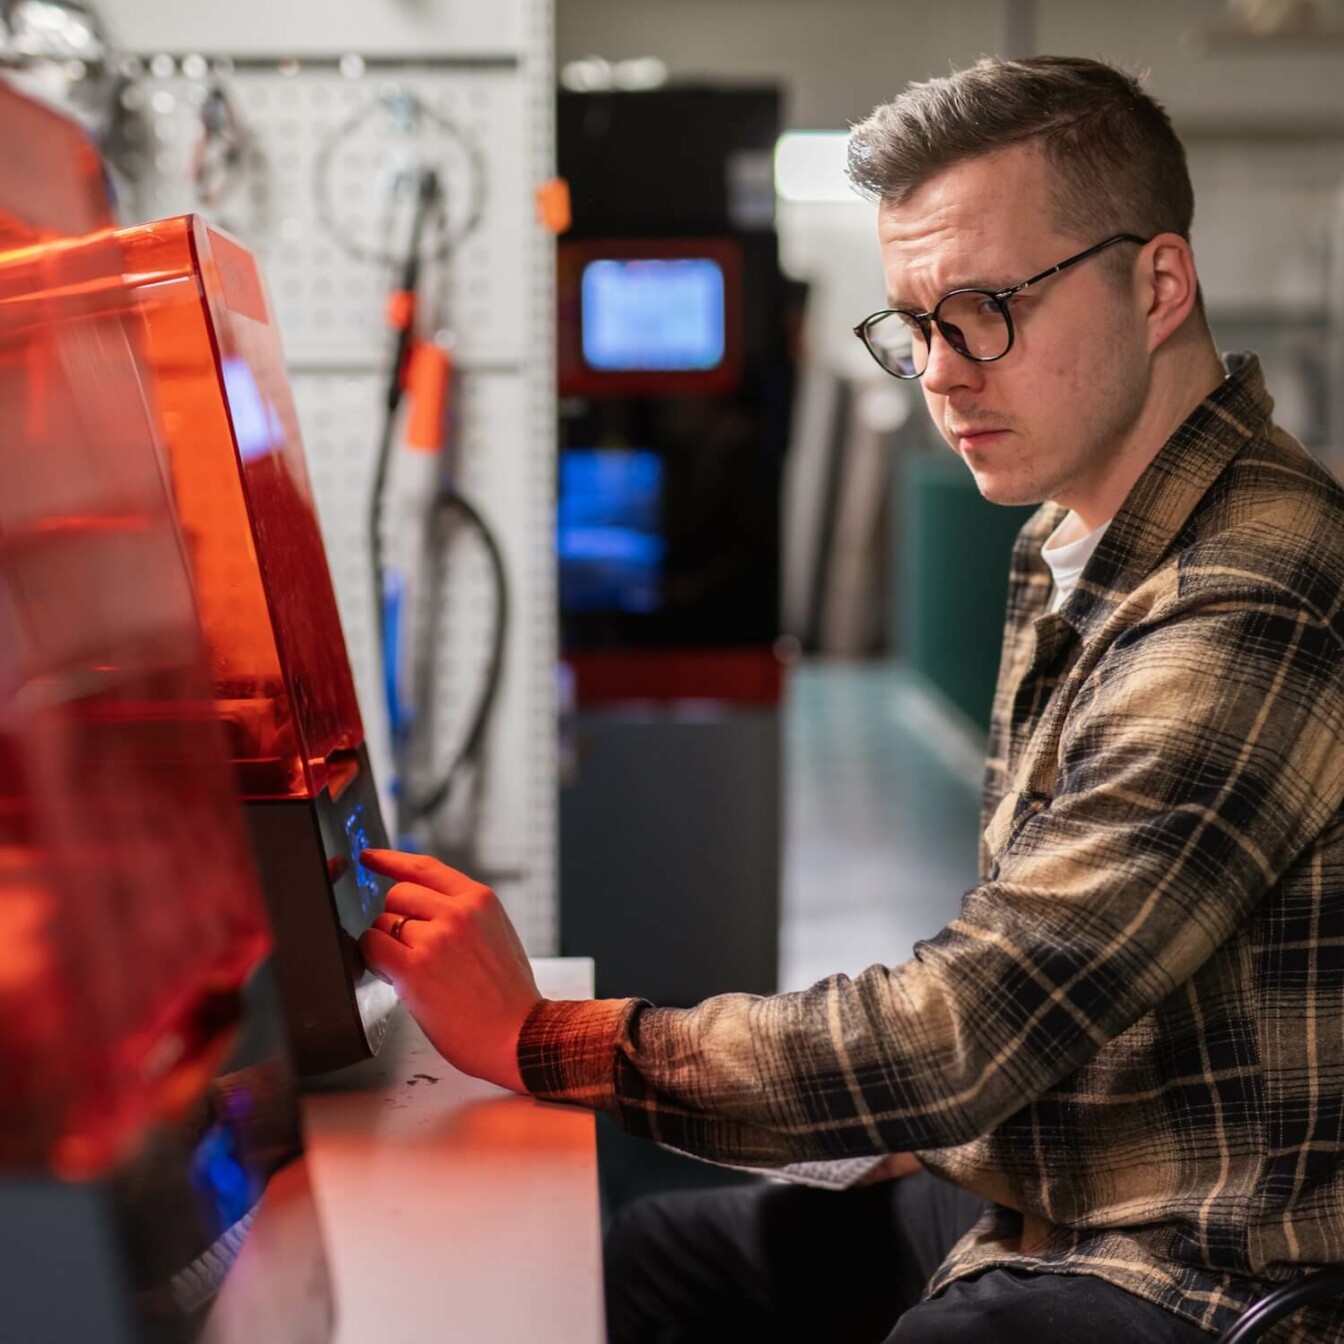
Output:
[{"xmin": 1042, "ymin": 512, "xmax": 1111, "ymax": 614}]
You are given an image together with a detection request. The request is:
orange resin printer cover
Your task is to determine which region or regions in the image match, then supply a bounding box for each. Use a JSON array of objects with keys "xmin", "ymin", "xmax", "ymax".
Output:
[
  {"xmin": 106, "ymin": 215, "xmax": 393, "ymax": 1073},
  {"xmin": 112, "ymin": 215, "xmax": 365, "ymax": 801}
]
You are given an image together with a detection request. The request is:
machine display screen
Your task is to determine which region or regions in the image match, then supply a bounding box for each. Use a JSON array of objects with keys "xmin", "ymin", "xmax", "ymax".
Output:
[
  {"xmin": 581, "ymin": 258, "xmax": 726, "ymax": 371},
  {"xmin": 559, "ymin": 449, "xmax": 665, "ymax": 613}
]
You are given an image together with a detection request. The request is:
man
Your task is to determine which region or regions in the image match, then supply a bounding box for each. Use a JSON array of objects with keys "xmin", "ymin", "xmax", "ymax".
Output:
[{"xmin": 360, "ymin": 56, "xmax": 1344, "ymax": 1343}]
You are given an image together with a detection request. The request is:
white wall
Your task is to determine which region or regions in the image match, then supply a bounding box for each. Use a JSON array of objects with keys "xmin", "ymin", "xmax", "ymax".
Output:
[
  {"xmin": 557, "ymin": 0, "xmax": 1344, "ymax": 132},
  {"xmin": 555, "ymin": 0, "xmax": 1344, "ymax": 406},
  {"xmin": 557, "ymin": 0, "xmax": 1344, "ymax": 373},
  {"xmin": 1039, "ymin": 0, "xmax": 1344, "ymax": 130},
  {"xmin": 97, "ymin": 1, "xmax": 1344, "ymax": 407},
  {"xmin": 100, "ymin": 0, "xmax": 1344, "ymax": 130},
  {"xmin": 558, "ymin": 0, "xmax": 1007, "ymax": 129},
  {"xmin": 98, "ymin": 0, "xmax": 526, "ymax": 57}
]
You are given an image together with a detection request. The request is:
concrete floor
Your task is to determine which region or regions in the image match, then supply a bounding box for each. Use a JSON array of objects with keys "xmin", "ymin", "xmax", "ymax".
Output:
[
  {"xmin": 778, "ymin": 660, "xmax": 984, "ymax": 993},
  {"xmin": 596, "ymin": 658, "xmax": 988, "ymax": 1215}
]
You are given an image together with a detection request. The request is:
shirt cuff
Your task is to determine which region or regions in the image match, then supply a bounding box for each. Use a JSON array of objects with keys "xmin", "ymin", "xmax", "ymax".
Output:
[{"xmin": 516, "ymin": 996, "xmax": 642, "ymax": 1107}]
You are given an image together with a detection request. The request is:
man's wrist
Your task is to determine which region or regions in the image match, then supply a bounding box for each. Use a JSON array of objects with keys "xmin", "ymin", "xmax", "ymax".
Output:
[
  {"xmin": 495, "ymin": 997, "xmax": 543, "ymax": 1093},
  {"xmin": 516, "ymin": 996, "xmax": 642, "ymax": 1104}
]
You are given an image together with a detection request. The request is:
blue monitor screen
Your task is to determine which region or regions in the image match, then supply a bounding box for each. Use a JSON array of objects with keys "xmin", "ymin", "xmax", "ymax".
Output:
[
  {"xmin": 581, "ymin": 258, "xmax": 726, "ymax": 372},
  {"xmin": 559, "ymin": 450, "xmax": 665, "ymax": 614}
]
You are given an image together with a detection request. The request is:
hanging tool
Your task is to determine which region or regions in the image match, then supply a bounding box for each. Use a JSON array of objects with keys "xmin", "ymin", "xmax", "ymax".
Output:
[{"xmin": 367, "ymin": 162, "xmax": 508, "ymax": 844}]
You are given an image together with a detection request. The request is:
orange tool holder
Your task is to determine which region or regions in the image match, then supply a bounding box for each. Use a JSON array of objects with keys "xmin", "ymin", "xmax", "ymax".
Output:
[{"xmin": 405, "ymin": 340, "xmax": 453, "ymax": 452}]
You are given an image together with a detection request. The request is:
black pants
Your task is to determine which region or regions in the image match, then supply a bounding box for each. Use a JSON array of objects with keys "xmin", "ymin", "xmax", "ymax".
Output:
[{"xmin": 604, "ymin": 1172, "xmax": 1214, "ymax": 1344}]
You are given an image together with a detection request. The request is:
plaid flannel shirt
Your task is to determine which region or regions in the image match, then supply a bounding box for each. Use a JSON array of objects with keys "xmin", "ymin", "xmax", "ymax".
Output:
[{"xmin": 520, "ymin": 354, "xmax": 1344, "ymax": 1341}]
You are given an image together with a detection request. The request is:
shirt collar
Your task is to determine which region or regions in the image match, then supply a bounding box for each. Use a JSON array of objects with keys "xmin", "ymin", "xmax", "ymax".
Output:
[{"xmin": 1056, "ymin": 352, "xmax": 1272, "ymax": 636}]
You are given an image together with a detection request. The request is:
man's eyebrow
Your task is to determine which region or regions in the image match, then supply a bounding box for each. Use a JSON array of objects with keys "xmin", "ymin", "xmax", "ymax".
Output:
[{"xmin": 885, "ymin": 277, "xmax": 1018, "ymax": 310}]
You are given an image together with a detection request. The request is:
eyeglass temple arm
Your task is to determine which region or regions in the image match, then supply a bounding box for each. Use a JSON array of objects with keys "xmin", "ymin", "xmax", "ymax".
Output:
[
  {"xmin": 854, "ymin": 233, "xmax": 1150, "ymax": 329},
  {"xmin": 1006, "ymin": 233, "xmax": 1149, "ymax": 298}
]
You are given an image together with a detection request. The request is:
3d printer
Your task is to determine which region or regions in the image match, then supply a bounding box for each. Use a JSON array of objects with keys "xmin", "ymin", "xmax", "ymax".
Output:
[
  {"xmin": 3, "ymin": 191, "xmax": 396, "ymax": 1077},
  {"xmin": 0, "ymin": 78, "xmax": 333, "ymax": 1342},
  {"xmin": 118, "ymin": 212, "xmax": 399, "ymax": 1075}
]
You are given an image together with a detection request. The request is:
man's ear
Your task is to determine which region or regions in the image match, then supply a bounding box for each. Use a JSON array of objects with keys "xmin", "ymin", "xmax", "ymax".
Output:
[{"xmin": 1141, "ymin": 233, "xmax": 1201, "ymax": 353}]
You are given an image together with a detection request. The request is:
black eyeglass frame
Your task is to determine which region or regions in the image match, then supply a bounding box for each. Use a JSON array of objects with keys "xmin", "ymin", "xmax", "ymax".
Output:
[{"xmin": 853, "ymin": 233, "xmax": 1151, "ymax": 380}]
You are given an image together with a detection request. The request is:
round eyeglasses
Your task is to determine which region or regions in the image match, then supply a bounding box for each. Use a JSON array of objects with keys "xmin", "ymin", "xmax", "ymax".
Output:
[{"xmin": 853, "ymin": 234, "xmax": 1149, "ymax": 380}]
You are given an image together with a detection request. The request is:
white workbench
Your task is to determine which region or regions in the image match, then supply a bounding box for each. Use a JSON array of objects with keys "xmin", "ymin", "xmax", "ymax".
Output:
[{"xmin": 301, "ymin": 958, "xmax": 604, "ymax": 1344}]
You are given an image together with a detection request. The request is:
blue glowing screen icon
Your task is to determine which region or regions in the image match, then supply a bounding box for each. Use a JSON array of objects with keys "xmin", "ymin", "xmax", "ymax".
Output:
[{"xmin": 343, "ymin": 804, "xmax": 381, "ymax": 923}]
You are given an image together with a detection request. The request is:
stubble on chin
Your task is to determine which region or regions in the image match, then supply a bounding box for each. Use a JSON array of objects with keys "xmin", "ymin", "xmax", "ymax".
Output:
[
  {"xmin": 956, "ymin": 438, "xmax": 1051, "ymax": 511},
  {"xmin": 969, "ymin": 473, "xmax": 1047, "ymax": 509}
]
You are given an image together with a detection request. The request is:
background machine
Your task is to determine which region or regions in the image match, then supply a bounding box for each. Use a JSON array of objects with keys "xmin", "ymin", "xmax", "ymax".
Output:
[{"xmin": 557, "ymin": 85, "xmax": 797, "ymax": 1008}]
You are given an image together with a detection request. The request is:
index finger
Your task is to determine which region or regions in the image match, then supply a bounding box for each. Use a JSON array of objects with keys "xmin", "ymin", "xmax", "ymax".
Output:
[{"xmin": 360, "ymin": 847, "xmax": 475, "ymax": 893}]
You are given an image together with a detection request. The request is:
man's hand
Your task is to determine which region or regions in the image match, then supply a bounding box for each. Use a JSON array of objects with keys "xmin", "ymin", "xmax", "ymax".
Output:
[{"xmin": 358, "ymin": 849, "xmax": 542, "ymax": 1094}]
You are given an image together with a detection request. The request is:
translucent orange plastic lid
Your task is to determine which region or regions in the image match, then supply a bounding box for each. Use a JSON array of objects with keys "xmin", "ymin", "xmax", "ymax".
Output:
[{"xmin": 117, "ymin": 215, "xmax": 365, "ymax": 799}]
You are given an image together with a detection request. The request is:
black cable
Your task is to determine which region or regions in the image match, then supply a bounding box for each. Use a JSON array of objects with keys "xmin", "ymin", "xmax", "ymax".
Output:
[
  {"xmin": 368, "ymin": 168, "xmax": 442, "ymax": 740},
  {"xmin": 407, "ymin": 483, "xmax": 509, "ymax": 820}
]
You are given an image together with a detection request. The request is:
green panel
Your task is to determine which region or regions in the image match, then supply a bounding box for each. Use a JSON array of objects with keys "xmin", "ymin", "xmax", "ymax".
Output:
[{"xmin": 898, "ymin": 452, "xmax": 1036, "ymax": 731}]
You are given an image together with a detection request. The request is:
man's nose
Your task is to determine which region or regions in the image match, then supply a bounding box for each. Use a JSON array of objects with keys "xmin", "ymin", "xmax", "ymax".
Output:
[{"xmin": 920, "ymin": 328, "xmax": 981, "ymax": 398}]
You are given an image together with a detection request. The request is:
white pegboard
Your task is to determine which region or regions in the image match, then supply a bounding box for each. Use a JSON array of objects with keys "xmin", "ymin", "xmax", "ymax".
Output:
[
  {"xmin": 131, "ymin": 64, "xmax": 529, "ymax": 367},
  {"xmin": 123, "ymin": 13, "xmax": 557, "ymax": 952}
]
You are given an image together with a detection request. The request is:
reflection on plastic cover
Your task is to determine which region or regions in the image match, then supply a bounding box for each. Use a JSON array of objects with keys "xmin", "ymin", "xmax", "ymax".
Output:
[{"xmin": 221, "ymin": 357, "xmax": 285, "ymax": 464}]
